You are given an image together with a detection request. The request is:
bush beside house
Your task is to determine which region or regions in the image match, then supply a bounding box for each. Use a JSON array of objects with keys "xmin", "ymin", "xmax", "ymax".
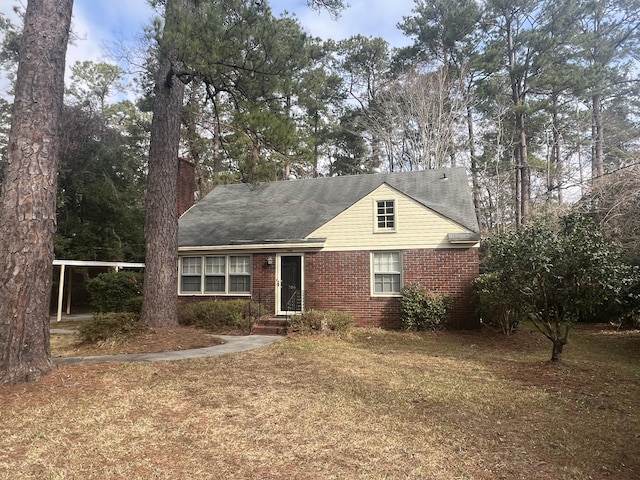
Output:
[
  {"xmin": 289, "ymin": 309, "xmax": 355, "ymax": 335},
  {"xmin": 86, "ymin": 271, "xmax": 143, "ymax": 313},
  {"xmin": 400, "ymin": 283, "xmax": 451, "ymax": 331},
  {"xmin": 178, "ymin": 300, "xmax": 268, "ymax": 332}
]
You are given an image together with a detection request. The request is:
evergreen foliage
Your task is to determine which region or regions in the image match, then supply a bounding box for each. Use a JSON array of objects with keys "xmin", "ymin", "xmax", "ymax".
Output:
[
  {"xmin": 1, "ymin": 0, "xmax": 639, "ymax": 234},
  {"xmin": 55, "ymin": 105, "xmax": 146, "ymax": 262},
  {"xmin": 78, "ymin": 312, "xmax": 145, "ymax": 343},
  {"xmin": 86, "ymin": 271, "xmax": 144, "ymax": 313},
  {"xmin": 289, "ymin": 309, "xmax": 354, "ymax": 335},
  {"xmin": 473, "ymin": 272, "xmax": 522, "ymax": 334},
  {"xmin": 400, "ymin": 284, "xmax": 452, "ymax": 331},
  {"xmin": 476, "ymin": 213, "xmax": 640, "ymax": 361},
  {"xmin": 177, "ymin": 299, "xmax": 268, "ymax": 331}
]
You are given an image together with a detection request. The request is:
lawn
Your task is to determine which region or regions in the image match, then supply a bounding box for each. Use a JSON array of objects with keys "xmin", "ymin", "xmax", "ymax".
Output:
[{"xmin": 1, "ymin": 323, "xmax": 639, "ymax": 479}]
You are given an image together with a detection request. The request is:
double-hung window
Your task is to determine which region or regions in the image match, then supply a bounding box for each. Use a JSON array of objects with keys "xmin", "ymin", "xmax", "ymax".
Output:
[
  {"xmin": 376, "ymin": 200, "xmax": 396, "ymax": 231},
  {"xmin": 229, "ymin": 256, "xmax": 251, "ymax": 293},
  {"xmin": 372, "ymin": 251, "xmax": 402, "ymax": 295},
  {"xmin": 180, "ymin": 255, "xmax": 251, "ymax": 294},
  {"xmin": 181, "ymin": 256, "xmax": 203, "ymax": 293},
  {"xmin": 204, "ymin": 256, "xmax": 226, "ymax": 293}
]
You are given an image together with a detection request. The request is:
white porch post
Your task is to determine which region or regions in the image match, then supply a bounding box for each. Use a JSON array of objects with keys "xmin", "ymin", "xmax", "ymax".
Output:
[
  {"xmin": 65, "ymin": 268, "xmax": 72, "ymax": 315},
  {"xmin": 56, "ymin": 264, "xmax": 66, "ymax": 322}
]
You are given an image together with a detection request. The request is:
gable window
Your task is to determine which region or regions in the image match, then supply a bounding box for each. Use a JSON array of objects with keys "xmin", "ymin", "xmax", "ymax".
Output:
[
  {"xmin": 376, "ymin": 200, "xmax": 395, "ymax": 231},
  {"xmin": 180, "ymin": 255, "xmax": 251, "ymax": 295},
  {"xmin": 372, "ymin": 251, "xmax": 402, "ymax": 295}
]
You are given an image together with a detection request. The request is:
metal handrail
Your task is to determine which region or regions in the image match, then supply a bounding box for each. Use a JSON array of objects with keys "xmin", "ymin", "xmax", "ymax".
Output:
[{"xmin": 285, "ymin": 289, "xmax": 301, "ymax": 311}]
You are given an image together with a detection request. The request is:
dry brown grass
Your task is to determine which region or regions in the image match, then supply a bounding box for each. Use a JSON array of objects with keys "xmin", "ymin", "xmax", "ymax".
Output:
[{"xmin": 1, "ymin": 323, "xmax": 639, "ymax": 479}]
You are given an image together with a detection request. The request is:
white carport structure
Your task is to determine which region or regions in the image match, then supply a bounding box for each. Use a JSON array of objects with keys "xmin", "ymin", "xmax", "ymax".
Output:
[{"xmin": 52, "ymin": 259, "xmax": 145, "ymax": 322}]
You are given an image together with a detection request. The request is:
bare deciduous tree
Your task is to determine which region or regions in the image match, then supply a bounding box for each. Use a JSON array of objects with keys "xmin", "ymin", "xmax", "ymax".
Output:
[
  {"xmin": 583, "ymin": 163, "xmax": 640, "ymax": 259},
  {"xmin": 363, "ymin": 64, "xmax": 469, "ymax": 172}
]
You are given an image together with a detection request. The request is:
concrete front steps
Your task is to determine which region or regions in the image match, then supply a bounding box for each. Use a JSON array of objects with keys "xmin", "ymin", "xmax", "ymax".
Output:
[{"xmin": 252, "ymin": 316, "xmax": 288, "ymax": 335}]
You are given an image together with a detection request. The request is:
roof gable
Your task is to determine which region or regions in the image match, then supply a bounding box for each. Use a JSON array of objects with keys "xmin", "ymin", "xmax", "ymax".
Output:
[
  {"xmin": 178, "ymin": 168, "xmax": 479, "ymax": 248},
  {"xmin": 309, "ymin": 182, "xmax": 476, "ymax": 251}
]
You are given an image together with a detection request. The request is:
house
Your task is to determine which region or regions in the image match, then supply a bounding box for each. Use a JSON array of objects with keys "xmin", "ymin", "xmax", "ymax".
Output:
[{"xmin": 177, "ymin": 168, "xmax": 481, "ymax": 329}]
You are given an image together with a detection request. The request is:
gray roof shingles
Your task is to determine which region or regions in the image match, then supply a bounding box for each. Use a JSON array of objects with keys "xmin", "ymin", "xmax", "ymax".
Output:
[{"xmin": 178, "ymin": 167, "xmax": 479, "ymax": 247}]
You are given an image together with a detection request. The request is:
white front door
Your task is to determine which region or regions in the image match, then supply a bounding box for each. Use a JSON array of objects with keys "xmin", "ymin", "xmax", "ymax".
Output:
[{"xmin": 277, "ymin": 254, "xmax": 304, "ymax": 314}]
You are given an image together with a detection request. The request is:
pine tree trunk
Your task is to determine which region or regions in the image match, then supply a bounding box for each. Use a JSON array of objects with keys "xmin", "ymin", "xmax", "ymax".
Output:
[
  {"xmin": 515, "ymin": 150, "xmax": 522, "ymax": 225},
  {"xmin": 552, "ymin": 95, "xmax": 563, "ymax": 204},
  {"xmin": 592, "ymin": 93, "xmax": 605, "ymax": 184},
  {"xmin": 466, "ymin": 105, "xmax": 483, "ymax": 233},
  {"xmin": 140, "ymin": 0, "xmax": 188, "ymax": 328},
  {"xmin": 0, "ymin": 0, "xmax": 73, "ymax": 385},
  {"xmin": 506, "ymin": 15, "xmax": 530, "ymax": 225},
  {"xmin": 518, "ymin": 117, "xmax": 530, "ymax": 223}
]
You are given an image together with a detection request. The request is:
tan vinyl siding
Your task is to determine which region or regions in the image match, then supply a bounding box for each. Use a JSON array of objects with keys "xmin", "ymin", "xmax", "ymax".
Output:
[{"xmin": 309, "ymin": 184, "xmax": 474, "ymax": 251}]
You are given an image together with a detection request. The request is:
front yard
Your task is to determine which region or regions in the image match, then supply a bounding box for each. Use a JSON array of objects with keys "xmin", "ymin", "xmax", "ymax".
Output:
[{"xmin": 1, "ymin": 323, "xmax": 639, "ymax": 479}]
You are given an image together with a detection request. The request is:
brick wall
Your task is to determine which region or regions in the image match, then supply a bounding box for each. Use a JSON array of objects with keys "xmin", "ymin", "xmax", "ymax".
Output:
[
  {"xmin": 177, "ymin": 248, "xmax": 480, "ymax": 329},
  {"xmin": 403, "ymin": 248, "xmax": 479, "ymax": 328},
  {"xmin": 304, "ymin": 250, "xmax": 401, "ymax": 328},
  {"xmin": 304, "ymin": 248, "xmax": 479, "ymax": 329},
  {"xmin": 252, "ymin": 253, "xmax": 276, "ymax": 311}
]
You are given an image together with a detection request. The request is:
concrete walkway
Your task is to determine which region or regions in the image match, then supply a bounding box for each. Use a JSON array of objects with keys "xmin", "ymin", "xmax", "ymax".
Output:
[{"xmin": 54, "ymin": 335, "xmax": 284, "ymax": 366}]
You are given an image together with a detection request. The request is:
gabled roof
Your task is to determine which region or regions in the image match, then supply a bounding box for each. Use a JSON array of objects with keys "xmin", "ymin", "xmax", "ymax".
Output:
[{"xmin": 178, "ymin": 167, "xmax": 479, "ymax": 248}]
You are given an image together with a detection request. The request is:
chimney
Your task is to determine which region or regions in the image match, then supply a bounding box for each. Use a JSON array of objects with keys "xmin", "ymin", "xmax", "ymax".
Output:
[{"xmin": 177, "ymin": 157, "xmax": 196, "ymax": 216}]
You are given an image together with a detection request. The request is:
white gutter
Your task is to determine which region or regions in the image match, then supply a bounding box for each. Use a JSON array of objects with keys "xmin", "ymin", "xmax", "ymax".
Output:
[{"xmin": 178, "ymin": 241, "xmax": 326, "ymax": 252}]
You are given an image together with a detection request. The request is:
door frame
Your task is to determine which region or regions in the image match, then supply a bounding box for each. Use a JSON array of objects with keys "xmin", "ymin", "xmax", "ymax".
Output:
[{"xmin": 276, "ymin": 253, "xmax": 304, "ymax": 315}]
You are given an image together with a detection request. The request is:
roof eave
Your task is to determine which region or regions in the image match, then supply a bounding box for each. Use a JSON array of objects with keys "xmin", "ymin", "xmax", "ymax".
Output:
[
  {"xmin": 179, "ymin": 238, "xmax": 327, "ymax": 252},
  {"xmin": 447, "ymin": 233, "xmax": 481, "ymax": 245}
]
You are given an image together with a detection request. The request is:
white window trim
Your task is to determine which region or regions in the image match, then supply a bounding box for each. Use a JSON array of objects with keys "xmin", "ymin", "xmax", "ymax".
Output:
[
  {"xmin": 373, "ymin": 198, "xmax": 397, "ymax": 233},
  {"xmin": 179, "ymin": 255, "xmax": 252, "ymax": 296},
  {"xmin": 371, "ymin": 251, "xmax": 403, "ymax": 297}
]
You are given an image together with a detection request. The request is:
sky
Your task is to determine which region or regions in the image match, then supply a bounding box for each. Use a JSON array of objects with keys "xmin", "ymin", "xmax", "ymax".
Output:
[{"xmin": 0, "ymin": 0, "xmax": 418, "ymax": 100}]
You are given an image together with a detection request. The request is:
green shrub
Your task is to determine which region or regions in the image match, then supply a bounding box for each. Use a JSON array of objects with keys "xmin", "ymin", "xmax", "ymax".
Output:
[
  {"xmin": 289, "ymin": 309, "xmax": 355, "ymax": 335},
  {"xmin": 177, "ymin": 300, "xmax": 268, "ymax": 331},
  {"xmin": 400, "ymin": 284, "xmax": 451, "ymax": 331},
  {"xmin": 289, "ymin": 309, "xmax": 323, "ymax": 334},
  {"xmin": 78, "ymin": 312, "xmax": 145, "ymax": 343},
  {"xmin": 473, "ymin": 273, "xmax": 524, "ymax": 334},
  {"xmin": 480, "ymin": 214, "xmax": 640, "ymax": 361},
  {"xmin": 123, "ymin": 296, "xmax": 143, "ymax": 314},
  {"xmin": 325, "ymin": 310, "xmax": 355, "ymax": 333},
  {"xmin": 86, "ymin": 271, "xmax": 143, "ymax": 313}
]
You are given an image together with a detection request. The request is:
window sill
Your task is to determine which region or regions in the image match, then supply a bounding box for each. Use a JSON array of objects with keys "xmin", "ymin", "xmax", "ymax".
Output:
[{"xmin": 179, "ymin": 292, "xmax": 252, "ymax": 296}]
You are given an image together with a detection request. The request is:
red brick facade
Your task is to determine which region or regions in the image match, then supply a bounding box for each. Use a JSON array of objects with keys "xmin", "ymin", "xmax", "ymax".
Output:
[
  {"xmin": 303, "ymin": 250, "xmax": 399, "ymax": 328},
  {"xmin": 304, "ymin": 248, "xmax": 479, "ymax": 329},
  {"xmin": 402, "ymin": 248, "xmax": 479, "ymax": 328},
  {"xmin": 178, "ymin": 248, "xmax": 479, "ymax": 329}
]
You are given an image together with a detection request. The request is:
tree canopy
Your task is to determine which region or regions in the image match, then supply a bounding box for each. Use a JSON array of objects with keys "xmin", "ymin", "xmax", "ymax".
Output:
[{"xmin": 2, "ymin": 0, "xmax": 639, "ymax": 236}]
